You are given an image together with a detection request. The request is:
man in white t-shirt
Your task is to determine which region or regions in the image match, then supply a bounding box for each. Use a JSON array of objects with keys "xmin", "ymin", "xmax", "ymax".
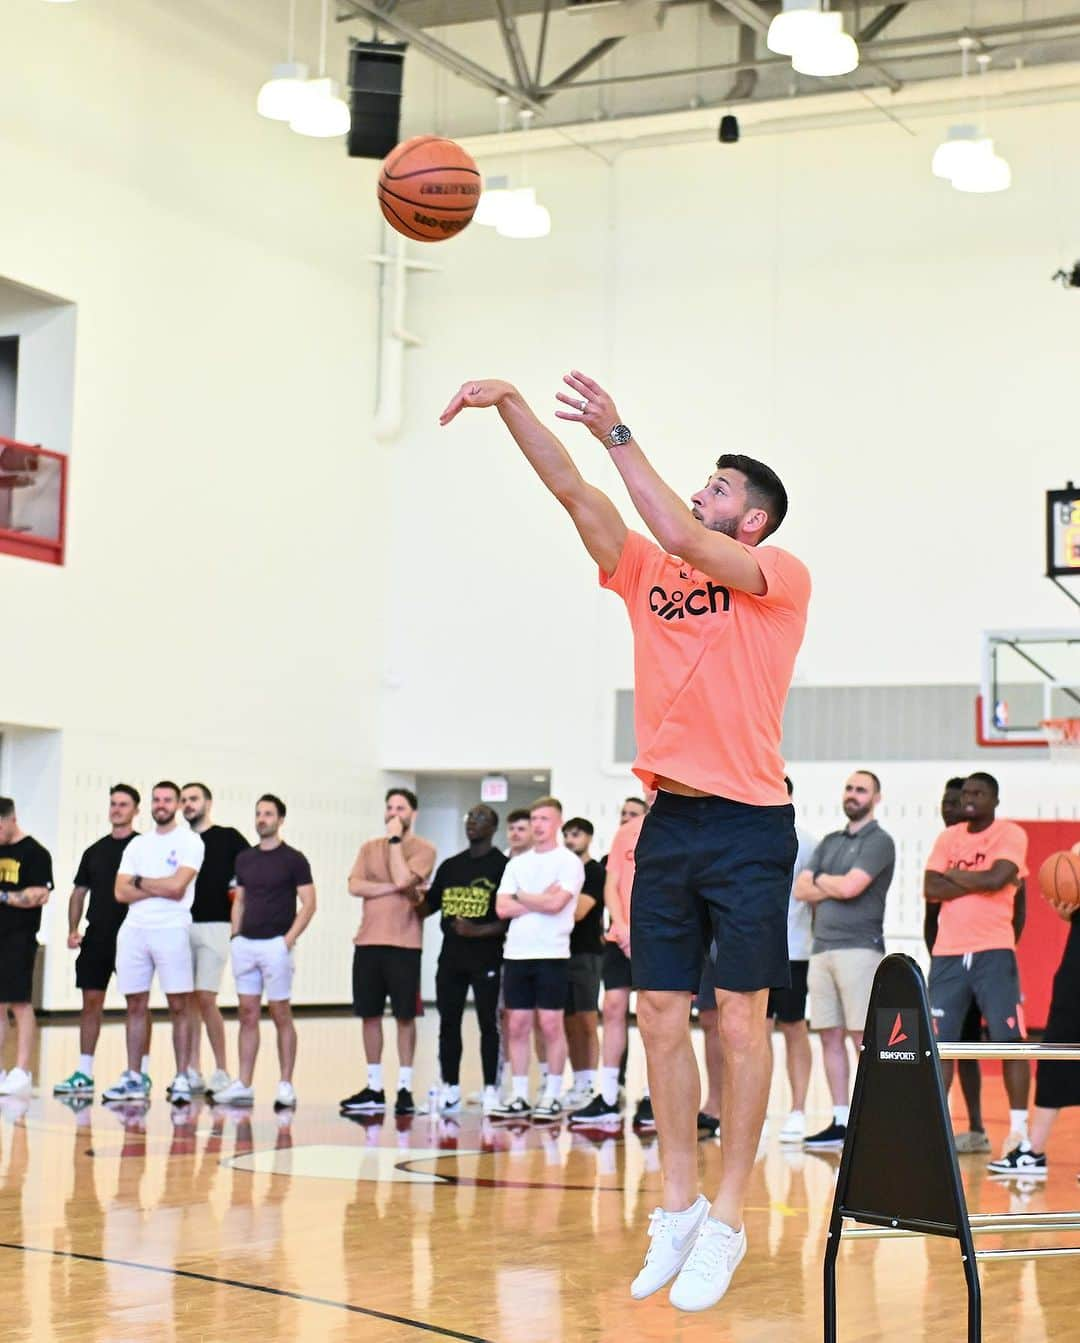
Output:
[
  {"xmin": 491, "ymin": 797, "xmax": 585, "ymax": 1122},
  {"xmin": 102, "ymin": 781, "xmax": 204, "ymax": 1105}
]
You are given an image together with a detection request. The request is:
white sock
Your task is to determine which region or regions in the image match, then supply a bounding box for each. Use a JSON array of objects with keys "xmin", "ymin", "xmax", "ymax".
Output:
[
  {"xmin": 641, "ymin": 1084, "xmax": 650, "ymax": 1098},
  {"xmin": 512, "ymin": 1074, "xmax": 529, "ymax": 1101},
  {"xmin": 140, "ymin": 1055, "xmax": 151, "ymax": 1075},
  {"xmin": 368, "ymin": 1063, "xmax": 384, "ymax": 1091},
  {"xmin": 538, "ymin": 1062, "xmax": 549, "ymax": 1081},
  {"xmin": 601, "ymin": 1067, "xmax": 620, "ymax": 1105},
  {"xmin": 583, "ymin": 1069, "xmax": 598, "ymax": 1092},
  {"xmin": 399, "ymin": 1066, "xmax": 413, "ymax": 1091},
  {"xmin": 483, "ymin": 1085, "xmax": 498, "ymax": 1103},
  {"xmin": 1010, "ymin": 1109, "xmax": 1029, "ymax": 1139},
  {"xmin": 833, "ymin": 1104, "xmax": 850, "ymax": 1126},
  {"xmin": 78, "ymin": 1054, "xmax": 94, "ymax": 1078},
  {"xmin": 443, "ymin": 1082, "xmax": 460, "ymax": 1101},
  {"xmin": 573, "ymin": 1070, "xmax": 589, "ymax": 1089},
  {"xmin": 543, "ymin": 1074, "xmax": 562, "ymax": 1103}
]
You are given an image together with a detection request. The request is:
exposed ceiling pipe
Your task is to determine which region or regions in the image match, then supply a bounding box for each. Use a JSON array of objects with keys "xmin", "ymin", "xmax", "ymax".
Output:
[{"xmin": 722, "ymin": 21, "xmax": 759, "ymax": 101}]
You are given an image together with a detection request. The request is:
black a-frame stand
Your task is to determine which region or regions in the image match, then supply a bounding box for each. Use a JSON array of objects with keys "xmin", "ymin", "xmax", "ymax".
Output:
[{"xmin": 823, "ymin": 954, "xmax": 981, "ymax": 1343}]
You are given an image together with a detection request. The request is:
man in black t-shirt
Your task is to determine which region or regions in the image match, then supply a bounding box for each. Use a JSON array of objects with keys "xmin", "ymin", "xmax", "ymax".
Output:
[
  {"xmin": 0, "ymin": 796, "xmax": 54, "ymax": 1096},
  {"xmin": 55, "ymin": 784, "xmax": 141, "ymax": 1097},
  {"xmin": 180, "ymin": 782, "xmax": 249, "ymax": 1094},
  {"xmin": 561, "ymin": 817, "xmax": 606, "ymax": 1111},
  {"xmin": 427, "ymin": 805, "xmax": 508, "ymax": 1116}
]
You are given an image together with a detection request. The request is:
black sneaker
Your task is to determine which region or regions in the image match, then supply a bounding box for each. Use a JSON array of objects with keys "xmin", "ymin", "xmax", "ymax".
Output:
[
  {"xmin": 395, "ymin": 1087, "xmax": 416, "ymax": 1116},
  {"xmin": 804, "ymin": 1121, "xmax": 846, "ymax": 1150},
  {"xmin": 697, "ymin": 1111, "xmax": 720, "ymax": 1138},
  {"xmin": 569, "ymin": 1093, "xmax": 622, "ymax": 1128},
  {"xmin": 632, "ymin": 1095, "xmax": 655, "ymax": 1130},
  {"xmin": 489, "ymin": 1096, "xmax": 532, "ymax": 1120},
  {"xmin": 987, "ymin": 1142, "xmax": 1048, "ymax": 1178},
  {"xmin": 340, "ymin": 1086, "xmax": 386, "ymax": 1113}
]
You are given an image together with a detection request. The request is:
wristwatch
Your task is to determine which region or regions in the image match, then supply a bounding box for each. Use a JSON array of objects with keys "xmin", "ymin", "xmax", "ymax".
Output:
[
  {"xmin": 606, "ymin": 423, "xmax": 632, "ymax": 447},
  {"xmin": 388, "ymin": 836, "xmax": 402, "ymax": 846},
  {"xmin": 133, "ymin": 874, "xmax": 143, "ymax": 890}
]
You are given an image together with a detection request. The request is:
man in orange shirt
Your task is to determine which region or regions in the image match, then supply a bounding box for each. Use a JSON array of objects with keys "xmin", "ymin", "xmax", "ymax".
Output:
[
  {"xmin": 441, "ymin": 372, "xmax": 810, "ymax": 1313},
  {"xmin": 924, "ymin": 772, "xmax": 1030, "ymax": 1150},
  {"xmin": 340, "ymin": 788, "xmax": 436, "ymax": 1119}
]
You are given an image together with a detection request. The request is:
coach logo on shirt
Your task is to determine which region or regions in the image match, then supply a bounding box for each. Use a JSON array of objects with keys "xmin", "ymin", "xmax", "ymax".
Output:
[{"xmin": 648, "ymin": 581, "xmax": 731, "ymax": 621}]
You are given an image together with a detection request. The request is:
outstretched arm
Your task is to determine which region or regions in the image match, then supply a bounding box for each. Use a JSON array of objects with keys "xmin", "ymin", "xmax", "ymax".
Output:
[
  {"xmin": 440, "ymin": 380, "xmax": 626, "ymax": 572},
  {"xmin": 555, "ymin": 371, "xmax": 767, "ymax": 594}
]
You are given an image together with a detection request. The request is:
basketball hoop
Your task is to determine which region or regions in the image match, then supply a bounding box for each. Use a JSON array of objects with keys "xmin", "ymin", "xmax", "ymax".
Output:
[{"xmin": 1041, "ymin": 717, "xmax": 1080, "ymax": 763}]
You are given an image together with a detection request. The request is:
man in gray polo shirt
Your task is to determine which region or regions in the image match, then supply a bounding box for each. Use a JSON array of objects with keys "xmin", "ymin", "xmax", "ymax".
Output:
[{"xmin": 793, "ymin": 769, "xmax": 895, "ymax": 1150}]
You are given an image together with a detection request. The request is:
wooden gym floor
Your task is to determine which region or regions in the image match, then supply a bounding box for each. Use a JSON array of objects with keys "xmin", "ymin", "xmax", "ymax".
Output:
[{"xmin": 1, "ymin": 1013, "xmax": 1077, "ymax": 1342}]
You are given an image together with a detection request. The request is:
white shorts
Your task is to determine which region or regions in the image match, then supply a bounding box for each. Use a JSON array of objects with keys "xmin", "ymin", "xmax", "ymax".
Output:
[
  {"xmin": 231, "ymin": 935, "xmax": 294, "ymax": 1002},
  {"xmin": 116, "ymin": 923, "xmax": 194, "ymax": 997},
  {"xmin": 190, "ymin": 922, "xmax": 230, "ymax": 993}
]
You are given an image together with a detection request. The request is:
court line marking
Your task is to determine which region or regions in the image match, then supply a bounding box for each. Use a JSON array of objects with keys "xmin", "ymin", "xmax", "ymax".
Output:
[{"xmin": 0, "ymin": 1242, "xmax": 496, "ymax": 1343}]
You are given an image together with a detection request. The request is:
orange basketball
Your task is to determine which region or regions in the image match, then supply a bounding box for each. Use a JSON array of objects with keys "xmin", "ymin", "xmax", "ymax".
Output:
[
  {"xmin": 1038, "ymin": 849, "xmax": 1080, "ymax": 911},
  {"xmin": 377, "ymin": 136, "xmax": 480, "ymax": 243}
]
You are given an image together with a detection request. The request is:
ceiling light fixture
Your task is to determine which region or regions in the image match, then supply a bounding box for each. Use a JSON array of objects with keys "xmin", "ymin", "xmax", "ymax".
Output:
[
  {"xmin": 290, "ymin": 0, "xmax": 351, "ymax": 139},
  {"xmin": 932, "ymin": 44, "xmax": 1010, "ymax": 194},
  {"xmin": 768, "ymin": 0, "xmax": 859, "ymax": 78},
  {"xmin": 766, "ymin": 0, "xmax": 821, "ymax": 57},
  {"xmin": 950, "ymin": 138, "xmax": 1011, "ymax": 194},
  {"xmin": 493, "ymin": 110, "xmax": 552, "ymax": 240},
  {"xmin": 258, "ymin": 0, "xmax": 309, "ymax": 121}
]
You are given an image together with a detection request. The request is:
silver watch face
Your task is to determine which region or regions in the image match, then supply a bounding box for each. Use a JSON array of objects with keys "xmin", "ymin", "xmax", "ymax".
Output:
[{"xmin": 608, "ymin": 423, "xmax": 632, "ymax": 446}]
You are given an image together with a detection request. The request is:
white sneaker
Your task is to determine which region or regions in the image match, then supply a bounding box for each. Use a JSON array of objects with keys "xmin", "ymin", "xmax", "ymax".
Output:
[
  {"xmin": 439, "ymin": 1085, "xmax": 462, "ymax": 1113},
  {"xmin": 212, "ymin": 1079, "xmax": 254, "ymax": 1106},
  {"xmin": 630, "ymin": 1195, "xmax": 710, "ymax": 1300},
  {"xmin": 779, "ymin": 1111, "xmax": 806, "ymax": 1143},
  {"xmin": 275, "ymin": 1081, "xmax": 297, "ymax": 1109},
  {"xmin": 207, "ymin": 1069, "xmax": 232, "ymax": 1094},
  {"xmin": 169, "ymin": 1073, "xmax": 192, "ymax": 1104},
  {"xmin": 564, "ymin": 1081, "xmax": 594, "ymax": 1112},
  {"xmin": 482, "ymin": 1086, "xmax": 500, "ymax": 1117},
  {"xmin": 0, "ymin": 1067, "xmax": 32, "ymax": 1096},
  {"xmin": 669, "ymin": 1219, "xmax": 748, "ymax": 1312},
  {"xmin": 185, "ymin": 1068, "xmax": 206, "ymax": 1093}
]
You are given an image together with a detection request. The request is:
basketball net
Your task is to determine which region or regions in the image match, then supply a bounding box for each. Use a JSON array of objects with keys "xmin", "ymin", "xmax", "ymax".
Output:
[{"xmin": 1041, "ymin": 717, "xmax": 1080, "ymax": 764}]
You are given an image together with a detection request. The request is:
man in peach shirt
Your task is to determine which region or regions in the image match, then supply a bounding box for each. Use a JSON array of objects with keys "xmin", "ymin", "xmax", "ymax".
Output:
[
  {"xmin": 442, "ymin": 371, "xmax": 809, "ymax": 1313},
  {"xmin": 340, "ymin": 788, "xmax": 436, "ymax": 1119}
]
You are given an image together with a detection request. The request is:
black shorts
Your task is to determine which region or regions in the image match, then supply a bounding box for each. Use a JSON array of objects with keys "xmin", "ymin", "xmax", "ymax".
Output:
[
  {"xmin": 75, "ymin": 928, "xmax": 119, "ymax": 992},
  {"xmin": 768, "ymin": 959, "xmax": 809, "ymax": 1024},
  {"xmin": 0, "ymin": 929, "xmax": 39, "ymax": 1004},
  {"xmin": 602, "ymin": 942, "xmax": 633, "ymax": 991},
  {"xmin": 929, "ymin": 951, "xmax": 1024, "ymax": 1043},
  {"xmin": 630, "ymin": 791, "xmax": 796, "ymax": 994},
  {"xmin": 503, "ymin": 958, "xmax": 569, "ymax": 1012},
  {"xmin": 565, "ymin": 952, "xmax": 602, "ymax": 1016},
  {"xmin": 352, "ymin": 945, "xmax": 422, "ymax": 1021}
]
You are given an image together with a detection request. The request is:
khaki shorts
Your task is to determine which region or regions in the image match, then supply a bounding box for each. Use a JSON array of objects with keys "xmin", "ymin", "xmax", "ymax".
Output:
[
  {"xmin": 808, "ymin": 947, "xmax": 883, "ymax": 1032},
  {"xmin": 189, "ymin": 922, "xmax": 231, "ymax": 993}
]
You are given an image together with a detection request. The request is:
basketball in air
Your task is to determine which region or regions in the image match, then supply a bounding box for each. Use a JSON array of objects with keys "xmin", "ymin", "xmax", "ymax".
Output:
[
  {"xmin": 377, "ymin": 135, "xmax": 481, "ymax": 243},
  {"xmin": 1038, "ymin": 849, "xmax": 1080, "ymax": 912}
]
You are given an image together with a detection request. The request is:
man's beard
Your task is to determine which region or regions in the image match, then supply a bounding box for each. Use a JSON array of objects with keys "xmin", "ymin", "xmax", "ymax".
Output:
[
  {"xmin": 845, "ymin": 802, "xmax": 872, "ymax": 823},
  {"xmin": 704, "ymin": 516, "xmax": 740, "ymax": 539}
]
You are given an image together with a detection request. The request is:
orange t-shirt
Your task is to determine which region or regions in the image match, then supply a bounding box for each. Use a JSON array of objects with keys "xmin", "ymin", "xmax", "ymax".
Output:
[
  {"xmin": 351, "ymin": 835, "xmax": 437, "ymax": 950},
  {"xmin": 925, "ymin": 818, "xmax": 1029, "ymax": 955},
  {"xmin": 600, "ymin": 531, "xmax": 810, "ymax": 805},
  {"xmin": 605, "ymin": 814, "xmax": 645, "ymax": 932}
]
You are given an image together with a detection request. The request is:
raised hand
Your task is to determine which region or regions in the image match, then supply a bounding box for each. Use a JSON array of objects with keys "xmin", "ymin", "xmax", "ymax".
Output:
[
  {"xmin": 554, "ymin": 370, "xmax": 621, "ymax": 442},
  {"xmin": 439, "ymin": 379, "xmax": 515, "ymax": 426}
]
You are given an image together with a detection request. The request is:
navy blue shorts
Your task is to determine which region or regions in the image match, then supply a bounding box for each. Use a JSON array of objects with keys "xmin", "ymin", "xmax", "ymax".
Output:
[{"xmin": 630, "ymin": 791, "xmax": 796, "ymax": 995}]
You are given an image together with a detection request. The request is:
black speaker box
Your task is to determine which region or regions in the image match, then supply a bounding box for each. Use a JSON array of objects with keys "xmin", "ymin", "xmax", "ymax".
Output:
[{"xmin": 347, "ymin": 41, "xmax": 407, "ymax": 160}]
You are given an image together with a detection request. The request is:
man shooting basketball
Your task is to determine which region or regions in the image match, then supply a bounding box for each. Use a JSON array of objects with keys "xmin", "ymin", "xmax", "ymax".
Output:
[{"xmin": 441, "ymin": 372, "xmax": 810, "ymax": 1312}]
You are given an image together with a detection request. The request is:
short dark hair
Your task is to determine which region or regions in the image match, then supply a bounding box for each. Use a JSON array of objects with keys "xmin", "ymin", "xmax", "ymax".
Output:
[
  {"xmin": 182, "ymin": 781, "xmax": 212, "ymax": 801},
  {"xmin": 468, "ymin": 803, "xmax": 499, "ymax": 828},
  {"xmin": 152, "ymin": 780, "xmax": 181, "ymax": 798},
  {"xmin": 624, "ymin": 796, "xmax": 648, "ymax": 809},
  {"xmin": 258, "ymin": 792, "xmax": 287, "ymax": 818},
  {"xmin": 966, "ymin": 771, "xmax": 999, "ymax": 797},
  {"xmin": 110, "ymin": 783, "xmax": 141, "ymax": 807},
  {"xmin": 562, "ymin": 816, "xmax": 594, "ymax": 837},
  {"xmin": 0, "ymin": 796, "xmax": 14, "ymax": 820},
  {"xmin": 944, "ymin": 776, "xmax": 966, "ymax": 792},
  {"xmin": 716, "ymin": 453, "xmax": 789, "ymax": 539},
  {"xmin": 385, "ymin": 787, "xmax": 418, "ymax": 811},
  {"xmin": 854, "ymin": 769, "xmax": 882, "ymax": 794},
  {"xmin": 507, "ymin": 808, "xmax": 531, "ymax": 825},
  {"xmin": 784, "ymin": 776, "xmax": 794, "ymax": 796}
]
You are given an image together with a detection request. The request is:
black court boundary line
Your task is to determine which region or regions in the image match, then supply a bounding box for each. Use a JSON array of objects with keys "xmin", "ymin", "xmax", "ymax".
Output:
[{"xmin": 0, "ymin": 1243, "xmax": 495, "ymax": 1343}]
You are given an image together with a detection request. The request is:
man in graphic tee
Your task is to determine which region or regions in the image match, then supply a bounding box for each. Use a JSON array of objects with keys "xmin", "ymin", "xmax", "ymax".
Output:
[
  {"xmin": 427, "ymin": 805, "xmax": 508, "ymax": 1116},
  {"xmin": 341, "ymin": 788, "xmax": 437, "ymax": 1119},
  {"xmin": 491, "ymin": 797, "xmax": 585, "ymax": 1123},
  {"xmin": 213, "ymin": 793, "xmax": 316, "ymax": 1110},
  {"xmin": 924, "ymin": 771, "xmax": 1030, "ymax": 1155},
  {"xmin": 104, "ymin": 781, "xmax": 204, "ymax": 1105},
  {"xmin": 55, "ymin": 784, "xmax": 141, "ymax": 1098},
  {"xmin": 180, "ymin": 782, "xmax": 248, "ymax": 1095},
  {"xmin": 560, "ymin": 816, "xmax": 607, "ymax": 1111},
  {"xmin": 0, "ymin": 796, "xmax": 54, "ymax": 1097}
]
